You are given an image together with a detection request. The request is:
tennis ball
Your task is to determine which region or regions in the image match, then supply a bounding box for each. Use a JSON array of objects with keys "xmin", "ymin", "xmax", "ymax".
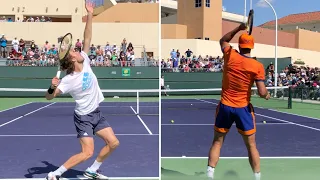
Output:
[
  {"xmin": 263, "ymin": 121, "xmax": 266, "ymax": 124},
  {"xmin": 171, "ymin": 120, "xmax": 174, "ymax": 123},
  {"xmin": 182, "ymin": 155, "xmax": 186, "ymax": 157},
  {"xmin": 191, "ymin": 104, "xmax": 193, "ymax": 105}
]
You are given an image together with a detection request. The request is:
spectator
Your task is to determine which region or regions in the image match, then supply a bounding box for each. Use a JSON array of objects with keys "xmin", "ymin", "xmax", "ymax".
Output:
[
  {"xmin": 75, "ymin": 39, "xmax": 82, "ymax": 52},
  {"xmin": 12, "ymin": 37, "xmax": 19, "ymax": 53},
  {"xmin": 30, "ymin": 40, "xmax": 37, "ymax": 51},
  {"xmin": 121, "ymin": 38, "xmax": 127, "ymax": 53},
  {"xmin": 0, "ymin": 35, "xmax": 7, "ymax": 58}
]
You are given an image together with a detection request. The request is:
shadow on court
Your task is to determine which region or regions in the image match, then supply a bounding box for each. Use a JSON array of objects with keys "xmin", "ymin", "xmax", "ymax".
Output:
[
  {"xmin": 25, "ymin": 161, "xmax": 83, "ymax": 178},
  {"xmin": 161, "ymin": 167, "xmax": 240, "ymax": 180}
]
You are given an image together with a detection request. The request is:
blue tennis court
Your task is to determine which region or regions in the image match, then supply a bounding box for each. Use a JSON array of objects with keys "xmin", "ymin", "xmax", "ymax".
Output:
[
  {"xmin": 0, "ymin": 101, "xmax": 159, "ymax": 179},
  {"xmin": 161, "ymin": 96, "xmax": 320, "ymax": 180},
  {"xmin": 162, "ymin": 98, "xmax": 320, "ymax": 157}
]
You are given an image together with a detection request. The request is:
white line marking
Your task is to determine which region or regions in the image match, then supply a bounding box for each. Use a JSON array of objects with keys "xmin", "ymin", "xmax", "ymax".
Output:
[
  {"xmin": 162, "ymin": 101, "xmax": 207, "ymax": 104},
  {"xmin": 161, "ymin": 156, "xmax": 320, "ymax": 159},
  {"xmin": 196, "ymin": 99, "xmax": 320, "ymax": 132},
  {"xmin": 0, "ymin": 102, "xmax": 56, "ymax": 128},
  {"xmin": 130, "ymin": 106, "xmax": 153, "ymax": 135},
  {"xmin": 162, "ymin": 123, "xmax": 290, "ymax": 126},
  {"xmin": 2, "ymin": 177, "xmax": 159, "ymax": 180},
  {"xmin": 194, "ymin": 98, "xmax": 320, "ymax": 121},
  {"xmin": 0, "ymin": 102, "xmax": 33, "ymax": 113},
  {"xmin": 0, "ymin": 134, "xmax": 159, "ymax": 137},
  {"xmin": 49, "ymin": 105, "xmax": 159, "ymax": 108},
  {"xmin": 263, "ymin": 107, "xmax": 320, "ymax": 121}
]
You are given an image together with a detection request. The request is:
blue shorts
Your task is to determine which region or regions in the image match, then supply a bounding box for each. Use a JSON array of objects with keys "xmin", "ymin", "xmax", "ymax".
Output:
[
  {"xmin": 73, "ymin": 108, "xmax": 110, "ymax": 138},
  {"xmin": 215, "ymin": 102, "xmax": 256, "ymax": 136}
]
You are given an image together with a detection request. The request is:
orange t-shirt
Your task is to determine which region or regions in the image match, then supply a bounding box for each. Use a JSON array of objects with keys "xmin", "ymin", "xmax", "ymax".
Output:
[{"xmin": 220, "ymin": 46, "xmax": 265, "ymax": 108}]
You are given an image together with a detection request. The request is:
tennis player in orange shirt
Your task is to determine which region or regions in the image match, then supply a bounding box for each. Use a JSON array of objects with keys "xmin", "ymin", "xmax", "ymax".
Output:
[{"xmin": 206, "ymin": 23, "xmax": 270, "ymax": 180}]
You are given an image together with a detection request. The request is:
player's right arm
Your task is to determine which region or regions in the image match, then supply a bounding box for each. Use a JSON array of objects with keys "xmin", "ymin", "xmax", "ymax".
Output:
[
  {"xmin": 45, "ymin": 77, "xmax": 61, "ymax": 100},
  {"xmin": 255, "ymin": 63, "xmax": 270, "ymax": 100},
  {"xmin": 219, "ymin": 23, "xmax": 246, "ymax": 51},
  {"xmin": 82, "ymin": 0, "xmax": 94, "ymax": 55}
]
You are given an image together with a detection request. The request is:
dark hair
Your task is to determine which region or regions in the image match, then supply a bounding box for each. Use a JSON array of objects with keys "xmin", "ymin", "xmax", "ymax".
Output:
[{"xmin": 60, "ymin": 54, "xmax": 74, "ymax": 75}]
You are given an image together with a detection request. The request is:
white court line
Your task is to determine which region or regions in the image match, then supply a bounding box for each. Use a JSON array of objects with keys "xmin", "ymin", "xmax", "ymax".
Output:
[
  {"xmin": 0, "ymin": 102, "xmax": 33, "ymax": 113},
  {"xmin": 260, "ymin": 106, "xmax": 320, "ymax": 121},
  {"xmin": 196, "ymin": 99, "xmax": 320, "ymax": 132},
  {"xmin": 0, "ymin": 102, "xmax": 56, "ymax": 128},
  {"xmin": 194, "ymin": 98, "xmax": 320, "ymax": 121},
  {"xmin": 2, "ymin": 177, "xmax": 159, "ymax": 180},
  {"xmin": 130, "ymin": 106, "xmax": 153, "ymax": 135},
  {"xmin": 0, "ymin": 134, "xmax": 159, "ymax": 137},
  {"xmin": 162, "ymin": 101, "xmax": 206, "ymax": 104},
  {"xmin": 162, "ymin": 156, "xmax": 320, "ymax": 159},
  {"xmin": 48, "ymin": 105, "xmax": 159, "ymax": 108},
  {"xmin": 162, "ymin": 123, "xmax": 291, "ymax": 126}
]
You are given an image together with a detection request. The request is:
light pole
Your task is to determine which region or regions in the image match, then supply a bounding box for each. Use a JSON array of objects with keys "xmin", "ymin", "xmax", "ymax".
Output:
[{"xmin": 263, "ymin": 0, "xmax": 278, "ymax": 94}]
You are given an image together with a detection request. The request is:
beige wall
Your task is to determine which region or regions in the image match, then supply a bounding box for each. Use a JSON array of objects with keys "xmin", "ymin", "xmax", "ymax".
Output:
[
  {"xmin": 262, "ymin": 21, "xmax": 320, "ymax": 33},
  {"xmin": 93, "ymin": 3, "xmax": 159, "ymax": 23},
  {"xmin": 162, "ymin": 39, "xmax": 320, "ymax": 67},
  {"xmin": 0, "ymin": 0, "xmax": 85, "ymax": 23},
  {"xmin": 177, "ymin": 0, "xmax": 222, "ymax": 41},
  {"xmin": 161, "ymin": 24, "xmax": 187, "ymax": 39},
  {"xmin": 0, "ymin": 22, "xmax": 159, "ymax": 58},
  {"xmin": 293, "ymin": 29, "xmax": 320, "ymax": 52}
]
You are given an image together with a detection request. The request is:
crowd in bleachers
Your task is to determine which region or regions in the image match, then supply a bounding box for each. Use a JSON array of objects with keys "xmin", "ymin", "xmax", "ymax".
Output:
[
  {"xmin": 0, "ymin": 16, "xmax": 52, "ymax": 22},
  {"xmin": 164, "ymin": 49, "xmax": 320, "ymax": 100},
  {"xmin": 266, "ymin": 62, "xmax": 320, "ymax": 100},
  {"xmin": 3, "ymin": 35, "xmax": 154, "ymax": 67},
  {"xmin": 161, "ymin": 49, "xmax": 223, "ymax": 72}
]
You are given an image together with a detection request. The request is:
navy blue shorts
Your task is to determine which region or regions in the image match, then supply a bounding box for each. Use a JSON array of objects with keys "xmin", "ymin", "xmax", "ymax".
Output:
[
  {"xmin": 215, "ymin": 102, "xmax": 256, "ymax": 136},
  {"xmin": 73, "ymin": 108, "xmax": 110, "ymax": 138}
]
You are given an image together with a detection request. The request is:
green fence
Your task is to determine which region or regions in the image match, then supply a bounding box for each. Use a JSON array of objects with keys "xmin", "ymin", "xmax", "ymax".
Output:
[
  {"xmin": 257, "ymin": 57, "xmax": 291, "ymax": 72},
  {"xmin": 162, "ymin": 72, "xmax": 222, "ymax": 95},
  {"xmin": 0, "ymin": 67, "xmax": 158, "ymax": 97}
]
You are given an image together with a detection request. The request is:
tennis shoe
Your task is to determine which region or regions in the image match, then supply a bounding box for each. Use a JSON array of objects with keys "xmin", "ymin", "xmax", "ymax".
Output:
[
  {"xmin": 46, "ymin": 172, "xmax": 60, "ymax": 180},
  {"xmin": 83, "ymin": 168, "xmax": 108, "ymax": 179}
]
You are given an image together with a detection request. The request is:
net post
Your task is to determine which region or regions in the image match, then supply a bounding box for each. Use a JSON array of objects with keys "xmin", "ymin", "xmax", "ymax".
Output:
[
  {"xmin": 288, "ymin": 86, "xmax": 292, "ymax": 109},
  {"xmin": 136, "ymin": 91, "xmax": 140, "ymax": 115}
]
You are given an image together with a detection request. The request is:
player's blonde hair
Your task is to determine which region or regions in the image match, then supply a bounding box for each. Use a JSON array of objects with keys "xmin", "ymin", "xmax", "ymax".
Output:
[{"xmin": 60, "ymin": 54, "xmax": 75, "ymax": 75}]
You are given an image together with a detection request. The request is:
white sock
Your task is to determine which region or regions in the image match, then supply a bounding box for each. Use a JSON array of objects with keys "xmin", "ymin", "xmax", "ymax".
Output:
[
  {"xmin": 53, "ymin": 165, "xmax": 67, "ymax": 176},
  {"xmin": 207, "ymin": 166, "xmax": 215, "ymax": 179},
  {"xmin": 254, "ymin": 172, "xmax": 261, "ymax": 180},
  {"xmin": 88, "ymin": 160, "xmax": 102, "ymax": 172}
]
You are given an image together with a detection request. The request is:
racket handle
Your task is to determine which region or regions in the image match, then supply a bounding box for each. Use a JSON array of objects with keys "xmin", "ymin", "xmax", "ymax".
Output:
[{"xmin": 56, "ymin": 71, "xmax": 61, "ymax": 78}]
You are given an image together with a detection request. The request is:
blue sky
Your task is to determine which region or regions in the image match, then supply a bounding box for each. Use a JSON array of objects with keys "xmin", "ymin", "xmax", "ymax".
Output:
[{"xmin": 223, "ymin": 0, "xmax": 320, "ymax": 26}]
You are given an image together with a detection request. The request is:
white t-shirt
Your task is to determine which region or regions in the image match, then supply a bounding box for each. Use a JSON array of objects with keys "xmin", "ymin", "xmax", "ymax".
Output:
[
  {"xmin": 12, "ymin": 39, "xmax": 19, "ymax": 51},
  {"xmin": 160, "ymin": 78, "xmax": 164, "ymax": 86},
  {"xmin": 58, "ymin": 51, "xmax": 104, "ymax": 115}
]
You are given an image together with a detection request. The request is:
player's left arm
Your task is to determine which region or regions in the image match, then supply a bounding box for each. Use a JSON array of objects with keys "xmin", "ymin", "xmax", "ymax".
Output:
[
  {"xmin": 219, "ymin": 23, "xmax": 246, "ymax": 52},
  {"xmin": 82, "ymin": 0, "xmax": 94, "ymax": 55}
]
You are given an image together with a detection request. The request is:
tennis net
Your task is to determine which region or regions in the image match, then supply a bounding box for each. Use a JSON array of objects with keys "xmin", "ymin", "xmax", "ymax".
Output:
[
  {"xmin": 161, "ymin": 86, "xmax": 292, "ymax": 110},
  {"xmin": 0, "ymin": 88, "xmax": 159, "ymax": 116}
]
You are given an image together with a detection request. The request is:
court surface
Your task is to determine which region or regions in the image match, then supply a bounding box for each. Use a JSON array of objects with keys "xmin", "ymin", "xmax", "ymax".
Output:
[
  {"xmin": 161, "ymin": 97, "xmax": 320, "ymax": 180},
  {"xmin": 0, "ymin": 100, "xmax": 159, "ymax": 180}
]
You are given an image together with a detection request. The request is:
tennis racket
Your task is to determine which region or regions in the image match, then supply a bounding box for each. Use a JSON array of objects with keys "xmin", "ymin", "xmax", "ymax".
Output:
[
  {"xmin": 57, "ymin": 33, "xmax": 73, "ymax": 78},
  {"xmin": 246, "ymin": 9, "xmax": 254, "ymax": 35}
]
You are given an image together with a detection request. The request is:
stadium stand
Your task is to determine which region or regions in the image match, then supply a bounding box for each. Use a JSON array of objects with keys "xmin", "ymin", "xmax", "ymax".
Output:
[
  {"xmin": 0, "ymin": 0, "xmax": 159, "ymax": 67},
  {"xmin": 4, "ymin": 37, "xmax": 158, "ymax": 67}
]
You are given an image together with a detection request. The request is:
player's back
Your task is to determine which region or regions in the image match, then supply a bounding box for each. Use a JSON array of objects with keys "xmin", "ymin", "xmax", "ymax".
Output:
[{"xmin": 221, "ymin": 46, "xmax": 265, "ymax": 108}]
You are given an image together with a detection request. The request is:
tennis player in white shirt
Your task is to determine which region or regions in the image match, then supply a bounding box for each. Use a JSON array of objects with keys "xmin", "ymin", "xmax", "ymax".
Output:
[{"xmin": 44, "ymin": 1, "xmax": 119, "ymax": 179}]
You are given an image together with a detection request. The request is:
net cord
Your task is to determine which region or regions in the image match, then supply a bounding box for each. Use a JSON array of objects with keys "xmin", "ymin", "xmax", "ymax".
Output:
[
  {"xmin": 0, "ymin": 86, "xmax": 289, "ymax": 93},
  {"xmin": 0, "ymin": 86, "xmax": 291, "ymax": 113}
]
